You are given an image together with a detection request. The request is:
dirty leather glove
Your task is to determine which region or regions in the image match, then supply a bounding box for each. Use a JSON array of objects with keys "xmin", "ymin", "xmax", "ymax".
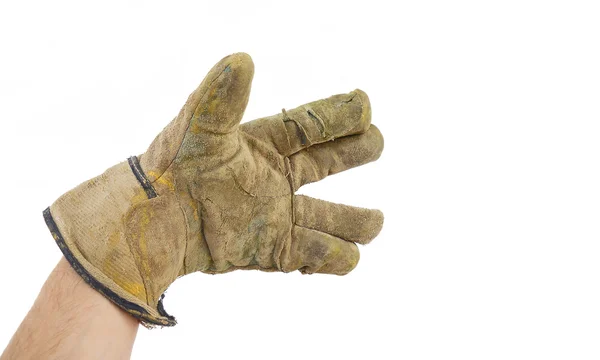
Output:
[{"xmin": 44, "ymin": 53, "xmax": 384, "ymax": 327}]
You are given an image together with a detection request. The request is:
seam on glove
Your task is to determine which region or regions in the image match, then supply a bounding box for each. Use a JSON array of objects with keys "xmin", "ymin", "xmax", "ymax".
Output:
[
  {"xmin": 282, "ymin": 108, "xmax": 311, "ymax": 147},
  {"xmin": 128, "ymin": 156, "xmax": 158, "ymax": 198}
]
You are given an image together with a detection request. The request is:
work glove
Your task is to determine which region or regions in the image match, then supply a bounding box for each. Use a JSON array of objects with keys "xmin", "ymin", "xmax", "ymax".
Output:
[{"xmin": 44, "ymin": 53, "xmax": 384, "ymax": 327}]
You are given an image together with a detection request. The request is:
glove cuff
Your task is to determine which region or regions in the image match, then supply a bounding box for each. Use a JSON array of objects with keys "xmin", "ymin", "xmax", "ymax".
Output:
[{"xmin": 44, "ymin": 158, "xmax": 177, "ymax": 327}]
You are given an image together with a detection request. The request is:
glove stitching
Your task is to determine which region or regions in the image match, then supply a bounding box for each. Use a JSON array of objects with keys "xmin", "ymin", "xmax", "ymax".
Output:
[{"xmin": 128, "ymin": 156, "xmax": 158, "ymax": 198}]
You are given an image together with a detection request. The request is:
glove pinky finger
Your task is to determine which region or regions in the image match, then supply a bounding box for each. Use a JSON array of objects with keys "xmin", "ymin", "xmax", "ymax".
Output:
[{"xmin": 281, "ymin": 226, "xmax": 360, "ymax": 275}]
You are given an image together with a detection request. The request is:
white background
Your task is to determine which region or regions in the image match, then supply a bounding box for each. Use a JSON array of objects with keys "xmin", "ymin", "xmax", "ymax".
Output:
[{"xmin": 1, "ymin": 1, "xmax": 599, "ymax": 359}]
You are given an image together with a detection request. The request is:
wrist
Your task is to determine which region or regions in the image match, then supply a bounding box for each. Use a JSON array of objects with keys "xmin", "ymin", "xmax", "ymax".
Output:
[{"xmin": 45, "ymin": 158, "xmax": 177, "ymax": 327}]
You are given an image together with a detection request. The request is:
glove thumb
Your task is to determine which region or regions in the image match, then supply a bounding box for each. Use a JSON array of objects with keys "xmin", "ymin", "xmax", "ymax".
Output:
[{"xmin": 141, "ymin": 52, "xmax": 254, "ymax": 181}]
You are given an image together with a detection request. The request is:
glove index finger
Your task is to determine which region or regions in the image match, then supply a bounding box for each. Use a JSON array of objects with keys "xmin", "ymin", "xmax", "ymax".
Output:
[{"xmin": 241, "ymin": 89, "xmax": 372, "ymax": 156}]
